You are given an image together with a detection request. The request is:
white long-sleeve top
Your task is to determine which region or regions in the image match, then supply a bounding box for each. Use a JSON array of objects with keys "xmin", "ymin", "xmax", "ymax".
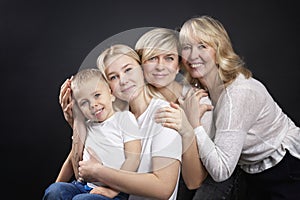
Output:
[{"xmin": 195, "ymin": 74, "xmax": 300, "ymax": 182}]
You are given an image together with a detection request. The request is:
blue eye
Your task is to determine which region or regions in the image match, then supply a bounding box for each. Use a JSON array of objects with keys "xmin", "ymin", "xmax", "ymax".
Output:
[
  {"xmin": 165, "ymin": 56, "xmax": 174, "ymax": 61},
  {"xmin": 182, "ymin": 45, "xmax": 191, "ymax": 50},
  {"xmin": 95, "ymin": 93, "xmax": 100, "ymax": 98},
  {"xmin": 148, "ymin": 57, "xmax": 157, "ymax": 61},
  {"xmin": 198, "ymin": 44, "xmax": 206, "ymax": 49},
  {"xmin": 80, "ymin": 100, "xmax": 88, "ymax": 107},
  {"xmin": 109, "ymin": 75, "xmax": 117, "ymax": 81},
  {"xmin": 125, "ymin": 67, "xmax": 132, "ymax": 72}
]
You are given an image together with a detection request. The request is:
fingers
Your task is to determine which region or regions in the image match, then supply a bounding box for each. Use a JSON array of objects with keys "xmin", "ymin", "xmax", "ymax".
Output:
[
  {"xmin": 59, "ymin": 78, "xmax": 72, "ymax": 105},
  {"xmin": 59, "ymin": 79, "xmax": 71, "ymax": 103},
  {"xmin": 170, "ymin": 102, "xmax": 180, "ymax": 109}
]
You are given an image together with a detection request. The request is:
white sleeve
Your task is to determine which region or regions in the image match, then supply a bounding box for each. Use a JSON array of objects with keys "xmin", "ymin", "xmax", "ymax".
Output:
[
  {"xmin": 196, "ymin": 87, "xmax": 262, "ymax": 182},
  {"xmin": 118, "ymin": 111, "xmax": 141, "ymax": 143},
  {"xmin": 152, "ymin": 125, "xmax": 182, "ymax": 162}
]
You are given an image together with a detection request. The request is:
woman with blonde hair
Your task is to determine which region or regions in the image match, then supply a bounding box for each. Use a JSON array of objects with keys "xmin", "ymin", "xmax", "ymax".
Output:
[
  {"xmin": 135, "ymin": 27, "xmax": 243, "ymax": 200},
  {"xmin": 155, "ymin": 15, "xmax": 300, "ymax": 200},
  {"xmin": 59, "ymin": 44, "xmax": 183, "ymax": 200}
]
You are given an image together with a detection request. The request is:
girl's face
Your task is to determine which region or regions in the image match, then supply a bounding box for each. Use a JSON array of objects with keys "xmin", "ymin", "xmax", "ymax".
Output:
[
  {"xmin": 142, "ymin": 49, "xmax": 179, "ymax": 88},
  {"xmin": 105, "ymin": 55, "xmax": 144, "ymax": 102},
  {"xmin": 181, "ymin": 40, "xmax": 216, "ymax": 79},
  {"xmin": 74, "ymin": 77, "xmax": 115, "ymax": 122}
]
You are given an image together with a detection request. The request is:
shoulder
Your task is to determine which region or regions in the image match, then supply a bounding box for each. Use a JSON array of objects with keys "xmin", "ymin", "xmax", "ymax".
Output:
[{"xmin": 150, "ymin": 98, "xmax": 170, "ymax": 108}]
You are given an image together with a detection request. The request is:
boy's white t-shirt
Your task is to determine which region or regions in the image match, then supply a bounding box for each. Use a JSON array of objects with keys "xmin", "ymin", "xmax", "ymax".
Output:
[
  {"xmin": 83, "ymin": 111, "xmax": 141, "ymax": 188},
  {"xmin": 129, "ymin": 98, "xmax": 182, "ymax": 200}
]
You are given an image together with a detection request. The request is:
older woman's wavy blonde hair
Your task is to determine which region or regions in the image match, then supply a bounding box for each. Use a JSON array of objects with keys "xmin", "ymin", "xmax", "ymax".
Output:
[{"xmin": 179, "ymin": 15, "xmax": 252, "ymax": 87}]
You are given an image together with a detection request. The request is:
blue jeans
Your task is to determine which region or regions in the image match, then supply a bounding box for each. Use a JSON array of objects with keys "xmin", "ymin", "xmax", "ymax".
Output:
[{"xmin": 42, "ymin": 180, "xmax": 129, "ymax": 200}]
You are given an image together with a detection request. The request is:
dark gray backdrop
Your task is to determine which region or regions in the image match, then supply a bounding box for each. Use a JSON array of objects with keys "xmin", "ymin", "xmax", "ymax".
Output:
[{"xmin": 1, "ymin": 0, "xmax": 299, "ymax": 199}]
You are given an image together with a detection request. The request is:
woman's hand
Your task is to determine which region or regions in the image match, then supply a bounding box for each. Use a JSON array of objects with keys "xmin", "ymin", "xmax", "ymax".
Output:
[
  {"xmin": 90, "ymin": 186, "xmax": 120, "ymax": 198},
  {"xmin": 179, "ymin": 88, "xmax": 213, "ymax": 128},
  {"xmin": 154, "ymin": 102, "xmax": 194, "ymax": 137},
  {"xmin": 78, "ymin": 148, "xmax": 103, "ymax": 183},
  {"xmin": 59, "ymin": 77, "xmax": 74, "ymax": 127}
]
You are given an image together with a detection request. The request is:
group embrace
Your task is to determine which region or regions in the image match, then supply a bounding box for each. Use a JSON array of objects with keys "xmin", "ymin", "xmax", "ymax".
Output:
[{"xmin": 42, "ymin": 16, "xmax": 300, "ymax": 200}]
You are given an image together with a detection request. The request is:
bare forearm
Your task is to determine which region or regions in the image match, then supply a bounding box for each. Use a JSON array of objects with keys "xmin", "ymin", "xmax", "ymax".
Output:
[
  {"xmin": 56, "ymin": 152, "xmax": 74, "ymax": 182},
  {"xmin": 92, "ymin": 161, "xmax": 180, "ymax": 199},
  {"xmin": 120, "ymin": 155, "xmax": 140, "ymax": 172},
  {"xmin": 71, "ymin": 120, "xmax": 86, "ymax": 179},
  {"xmin": 181, "ymin": 132, "xmax": 207, "ymax": 189}
]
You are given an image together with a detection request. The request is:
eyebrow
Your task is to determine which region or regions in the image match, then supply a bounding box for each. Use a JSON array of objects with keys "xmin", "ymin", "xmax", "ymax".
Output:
[{"xmin": 106, "ymin": 63, "xmax": 130, "ymax": 77}]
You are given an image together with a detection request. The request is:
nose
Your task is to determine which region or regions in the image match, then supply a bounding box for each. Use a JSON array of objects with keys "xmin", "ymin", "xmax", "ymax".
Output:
[
  {"xmin": 189, "ymin": 46, "xmax": 199, "ymax": 60},
  {"xmin": 119, "ymin": 74, "xmax": 128, "ymax": 85},
  {"xmin": 155, "ymin": 58, "xmax": 165, "ymax": 71},
  {"xmin": 90, "ymin": 99, "xmax": 98, "ymax": 108}
]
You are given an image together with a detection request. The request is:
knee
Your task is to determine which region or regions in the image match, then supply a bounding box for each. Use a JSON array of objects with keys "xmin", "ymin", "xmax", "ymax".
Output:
[{"xmin": 42, "ymin": 182, "xmax": 68, "ymax": 200}]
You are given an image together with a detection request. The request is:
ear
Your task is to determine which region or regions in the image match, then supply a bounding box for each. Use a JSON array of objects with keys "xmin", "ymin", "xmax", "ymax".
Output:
[{"xmin": 111, "ymin": 94, "xmax": 116, "ymax": 102}]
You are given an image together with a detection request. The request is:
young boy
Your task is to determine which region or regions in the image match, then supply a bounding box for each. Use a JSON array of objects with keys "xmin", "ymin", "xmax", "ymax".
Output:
[{"xmin": 43, "ymin": 68, "xmax": 141, "ymax": 200}]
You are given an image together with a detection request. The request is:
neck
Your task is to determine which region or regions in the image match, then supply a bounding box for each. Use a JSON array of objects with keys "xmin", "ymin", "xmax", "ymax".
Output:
[
  {"xmin": 156, "ymin": 81, "xmax": 183, "ymax": 103},
  {"xmin": 129, "ymin": 86, "xmax": 151, "ymax": 118},
  {"xmin": 198, "ymin": 69, "xmax": 224, "ymax": 106}
]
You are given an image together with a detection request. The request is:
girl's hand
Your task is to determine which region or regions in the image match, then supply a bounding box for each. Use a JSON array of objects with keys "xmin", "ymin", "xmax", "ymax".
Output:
[
  {"xmin": 59, "ymin": 76, "xmax": 74, "ymax": 127},
  {"xmin": 78, "ymin": 148, "xmax": 103, "ymax": 182},
  {"xmin": 90, "ymin": 186, "xmax": 120, "ymax": 198}
]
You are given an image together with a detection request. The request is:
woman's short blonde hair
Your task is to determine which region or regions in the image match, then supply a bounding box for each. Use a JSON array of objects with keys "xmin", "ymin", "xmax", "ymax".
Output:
[{"xmin": 135, "ymin": 28, "xmax": 181, "ymax": 63}]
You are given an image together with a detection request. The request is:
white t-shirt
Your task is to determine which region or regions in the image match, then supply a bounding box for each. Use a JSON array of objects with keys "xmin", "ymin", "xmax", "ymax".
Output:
[
  {"xmin": 83, "ymin": 111, "xmax": 141, "ymax": 188},
  {"xmin": 195, "ymin": 74, "xmax": 300, "ymax": 181},
  {"xmin": 129, "ymin": 98, "xmax": 182, "ymax": 200}
]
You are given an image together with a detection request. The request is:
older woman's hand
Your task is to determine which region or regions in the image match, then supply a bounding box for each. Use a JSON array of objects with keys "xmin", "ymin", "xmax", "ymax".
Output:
[{"xmin": 179, "ymin": 88, "xmax": 213, "ymax": 129}]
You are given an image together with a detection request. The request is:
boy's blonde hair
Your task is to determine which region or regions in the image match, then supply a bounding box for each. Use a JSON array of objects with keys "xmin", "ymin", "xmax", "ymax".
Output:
[{"xmin": 71, "ymin": 68, "xmax": 109, "ymax": 97}]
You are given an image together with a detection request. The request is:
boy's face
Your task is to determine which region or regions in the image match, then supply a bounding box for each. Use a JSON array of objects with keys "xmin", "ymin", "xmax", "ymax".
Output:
[{"xmin": 73, "ymin": 77, "xmax": 115, "ymax": 122}]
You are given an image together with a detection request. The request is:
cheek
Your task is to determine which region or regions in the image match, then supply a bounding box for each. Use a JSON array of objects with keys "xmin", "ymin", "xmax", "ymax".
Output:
[{"xmin": 108, "ymin": 82, "xmax": 118, "ymax": 94}]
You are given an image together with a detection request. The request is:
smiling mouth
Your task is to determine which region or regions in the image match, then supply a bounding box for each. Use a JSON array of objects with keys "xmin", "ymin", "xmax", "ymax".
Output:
[
  {"xmin": 152, "ymin": 73, "xmax": 167, "ymax": 78},
  {"xmin": 121, "ymin": 85, "xmax": 135, "ymax": 93},
  {"xmin": 190, "ymin": 63, "xmax": 204, "ymax": 68},
  {"xmin": 94, "ymin": 108, "xmax": 103, "ymax": 116}
]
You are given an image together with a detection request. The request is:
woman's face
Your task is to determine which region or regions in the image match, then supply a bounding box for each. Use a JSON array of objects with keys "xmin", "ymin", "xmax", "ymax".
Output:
[
  {"xmin": 104, "ymin": 54, "xmax": 144, "ymax": 102},
  {"xmin": 181, "ymin": 40, "xmax": 216, "ymax": 79},
  {"xmin": 142, "ymin": 49, "xmax": 179, "ymax": 88}
]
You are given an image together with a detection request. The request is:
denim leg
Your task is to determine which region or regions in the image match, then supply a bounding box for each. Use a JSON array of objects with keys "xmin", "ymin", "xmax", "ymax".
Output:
[
  {"xmin": 193, "ymin": 167, "xmax": 245, "ymax": 200},
  {"xmin": 72, "ymin": 192, "xmax": 128, "ymax": 200},
  {"xmin": 42, "ymin": 180, "xmax": 88, "ymax": 200}
]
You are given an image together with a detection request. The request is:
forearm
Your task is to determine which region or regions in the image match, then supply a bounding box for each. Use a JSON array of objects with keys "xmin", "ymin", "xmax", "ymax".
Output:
[
  {"xmin": 91, "ymin": 160, "xmax": 180, "ymax": 199},
  {"xmin": 181, "ymin": 132, "xmax": 207, "ymax": 189},
  {"xmin": 71, "ymin": 120, "xmax": 86, "ymax": 179},
  {"xmin": 120, "ymin": 156, "xmax": 140, "ymax": 172},
  {"xmin": 56, "ymin": 152, "xmax": 74, "ymax": 182}
]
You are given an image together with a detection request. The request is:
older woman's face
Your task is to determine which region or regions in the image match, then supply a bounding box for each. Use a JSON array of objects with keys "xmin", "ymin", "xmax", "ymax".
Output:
[
  {"xmin": 105, "ymin": 55, "xmax": 144, "ymax": 102},
  {"xmin": 181, "ymin": 40, "xmax": 216, "ymax": 79}
]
